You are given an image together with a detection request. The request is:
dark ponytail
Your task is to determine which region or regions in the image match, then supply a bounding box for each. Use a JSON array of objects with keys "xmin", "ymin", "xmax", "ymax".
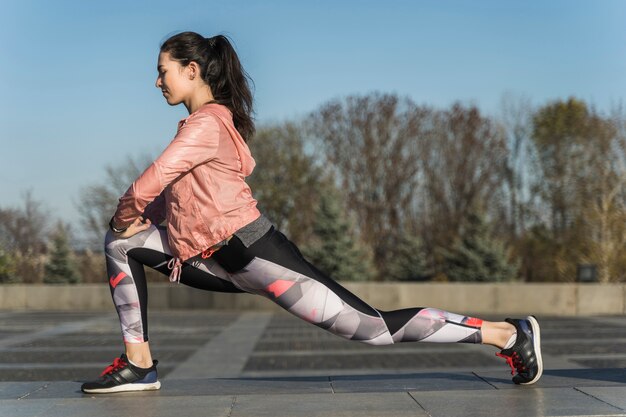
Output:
[{"xmin": 160, "ymin": 32, "xmax": 255, "ymax": 141}]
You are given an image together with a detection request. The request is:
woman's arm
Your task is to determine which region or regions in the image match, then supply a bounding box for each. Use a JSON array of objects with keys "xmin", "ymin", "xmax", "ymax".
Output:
[
  {"xmin": 110, "ymin": 112, "xmax": 221, "ymax": 230},
  {"xmin": 142, "ymin": 192, "xmax": 166, "ymax": 225}
]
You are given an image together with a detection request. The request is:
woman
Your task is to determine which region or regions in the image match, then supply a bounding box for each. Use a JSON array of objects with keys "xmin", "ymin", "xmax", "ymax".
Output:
[{"xmin": 81, "ymin": 32, "xmax": 542, "ymax": 394}]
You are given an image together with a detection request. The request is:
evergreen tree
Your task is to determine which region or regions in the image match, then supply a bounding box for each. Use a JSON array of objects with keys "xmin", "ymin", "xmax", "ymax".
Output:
[
  {"xmin": 302, "ymin": 189, "xmax": 374, "ymax": 281},
  {"xmin": 385, "ymin": 233, "xmax": 431, "ymax": 281},
  {"xmin": 44, "ymin": 222, "xmax": 79, "ymax": 284},
  {"xmin": 441, "ymin": 212, "xmax": 518, "ymax": 282},
  {"xmin": 0, "ymin": 246, "xmax": 16, "ymax": 283},
  {"xmin": 247, "ymin": 122, "xmax": 326, "ymax": 246}
]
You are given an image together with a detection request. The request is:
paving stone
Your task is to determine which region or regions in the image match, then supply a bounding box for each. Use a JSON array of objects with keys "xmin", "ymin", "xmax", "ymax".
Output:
[
  {"xmin": 258, "ymin": 329, "xmax": 338, "ymax": 341},
  {"xmin": 66, "ymin": 396, "xmax": 234, "ymax": 417},
  {"xmin": 0, "ymin": 331, "xmax": 31, "ymax": 339},
  {"xmin": 0, "ymin": 312, "xmax": 103, "ymax": 325},
  {"xmin": 160, "ymin": 377, "xmax": 332, "ymax": 396},
  {"xmin": 0, "ymin": 348, "xmax": 195, "ymax": 364},
  {"xmin": 7, "ymin": 381, "xmax": 85, "ymax": 399},
  {"xmin": 0, "ymin": 381, "xmax": 48, "ymax": 399},
  {"xmin": 572, "ymin": 358, "xmax": 626, "ymax": 368},
  {"xmin": 15, "ymin": 334, "xmax": 215, "ymax": 348},
  {"xmin": 244, "ymin": 351, "xmax": 496, "ymax": 371},
  {"xmin": 577, "ymin": 386, "xmax": 626, "ymax": 410},
  {"xmin": 0, "ymin": 349, "xmax": 133, "ymax": 364},
  {"xmin": 0, "ymin": 396, "xmax": 235, "ymax": 417},
  {"xmin": 148, "ymin": 311, "xmax": 240, "ymax": 328},
  {"xmin": 7, "ymin": 378, "xmax": 331, "ymax": 400},
  {"xmin": 409, "ymin": 387, "xmax": 624, "ymax": 417},
  {"xmin": 0, "ymin": 367, "xmax": 107, "ymax": 382},
  {"xmin": 3, "ymin": 311, "xmax": 626, "ymax": 417},
  {"xmin": 330, "ymin": 372, "xmax": 494, "ymax": 393},
  {"xmin": 167, "ymin": 313, "xmax": 272, "ymax": 379},
  {"xmin": 543, "ymin": 342, "xmax": 626, "ymax": 355},
  {"xmin": 0, "ymin": 399, "xmax": 56, "ymax": 417},
  {"xmin": 254, "ymin": 339, "xmax": 467, "ymax": 352},
  {"xmin": 230, "ymin": 392, "xmax": 427, "ymax": 417},
  {"xmin": 475, "ymin": 368, "xmax": 626, "ymax": 389},
  {"xmin": 0, "ymin": 364, "xmax": 176, "ymax": 382}
]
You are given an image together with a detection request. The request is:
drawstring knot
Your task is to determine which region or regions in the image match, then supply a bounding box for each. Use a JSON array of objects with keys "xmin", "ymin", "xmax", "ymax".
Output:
[{"xmin": 167, "ymin": 257, "xmax": 182, "ymax": 283}]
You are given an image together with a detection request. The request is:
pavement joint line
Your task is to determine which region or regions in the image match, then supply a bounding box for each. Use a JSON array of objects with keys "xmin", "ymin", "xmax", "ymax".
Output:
[
  {"xmin": 0, "ymin": 316, "xmax": 113, "ymax": 348},
  {"xmin": 165, "ymin": 312, "xmax": 273, "ymax": 379},
  {"xmin": 16, "ymin": 383, "xmax": 50, "ymax": 400},
  {"xmin": 407, "ymin": 391, "xmax": 433, "ymax": 417},
  {"xmin": 572, "ymin": 386, "xmax": 625, "ymax": 412},
  {"xmin": 226, "ymin": 395, "xmax": 237, "ymax": 417},
  {"xmin": 471, "ymin": 371, "xmax": 499, "ymax": 389}
]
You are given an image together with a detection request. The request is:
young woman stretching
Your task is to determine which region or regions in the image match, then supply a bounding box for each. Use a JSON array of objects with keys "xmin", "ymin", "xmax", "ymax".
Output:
[{"xmin": 81, "ymin": 32, "xmax": 543, "ymax": 393}]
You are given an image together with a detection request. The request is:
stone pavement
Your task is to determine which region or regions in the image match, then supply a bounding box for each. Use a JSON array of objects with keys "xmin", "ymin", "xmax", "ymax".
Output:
[{"xmin": 1, "ymin": 310, "xmax": 626, "ymax": 416}]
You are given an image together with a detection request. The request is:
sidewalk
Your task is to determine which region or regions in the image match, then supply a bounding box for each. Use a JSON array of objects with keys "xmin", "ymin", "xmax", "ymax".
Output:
[{"xmin": 1, "ymin": 310, "xmax": 626, "ymax": 416}]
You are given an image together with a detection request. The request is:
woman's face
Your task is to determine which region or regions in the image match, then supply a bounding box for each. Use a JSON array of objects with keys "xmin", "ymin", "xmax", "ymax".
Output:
[{"xmin": 155, "ymin": 52, "xmax": 193, "ymax": 106}]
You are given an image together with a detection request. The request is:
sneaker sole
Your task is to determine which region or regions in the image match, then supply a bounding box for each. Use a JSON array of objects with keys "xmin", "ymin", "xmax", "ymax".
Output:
[
  {"xmin": 82, "ymin": 380, "xmax": 161, "ymax": 394},
  {"xmin": 519, "ymin": 315, "xmax": 543, "ymax": 385}
]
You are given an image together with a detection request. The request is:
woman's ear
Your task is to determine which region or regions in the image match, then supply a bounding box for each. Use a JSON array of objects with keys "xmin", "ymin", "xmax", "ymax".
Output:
[{"xmin": 188, "ymin": 61, "xmax": 201, "ymax": 80}]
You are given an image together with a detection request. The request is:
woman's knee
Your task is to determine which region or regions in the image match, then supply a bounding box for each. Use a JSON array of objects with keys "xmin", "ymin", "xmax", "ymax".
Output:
[
  {"xmin": 104, "ymin": 229, "xmax": 115, "ymax": 245},
  {"xmin": 104, "ymin": 230, "xmax": 133, "ymax": 258}
]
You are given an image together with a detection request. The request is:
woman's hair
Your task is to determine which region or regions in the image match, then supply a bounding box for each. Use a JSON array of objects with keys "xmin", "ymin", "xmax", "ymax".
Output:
[{"xmin": 161, "ymin": 32, "xmax": 255, "ymax": 141}]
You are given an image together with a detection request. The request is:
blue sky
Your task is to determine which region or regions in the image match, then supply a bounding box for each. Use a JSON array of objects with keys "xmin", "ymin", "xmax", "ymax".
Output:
[{"xmin": 1, "ymin": 0, "xmax": 625, "ymax": 228}]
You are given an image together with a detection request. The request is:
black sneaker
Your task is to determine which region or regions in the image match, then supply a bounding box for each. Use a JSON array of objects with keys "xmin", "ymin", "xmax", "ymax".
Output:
[
  {"xmin": 496, "ymin": 316, "xmax": 543, "ymax": 385},
  {"xmin": 81, "ymin": 354, "xmax": 161, "ymax": 393}
]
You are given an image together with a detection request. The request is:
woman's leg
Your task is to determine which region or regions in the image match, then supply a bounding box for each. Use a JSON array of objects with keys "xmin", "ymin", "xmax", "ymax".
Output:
[
  {"xmin": 103, "ymin": 225, "xmax": 243, "ymax": 366},
  {"xmin": 212, "ymin": 227, "xmax": 495, "ymax": 345},
  {"xmin": 211, "ymin": 227, "xmax": 541, "ymax": 383},
  {"xmin": 82, "ymin": 225, "xmax": 244, "ymax": 393}
]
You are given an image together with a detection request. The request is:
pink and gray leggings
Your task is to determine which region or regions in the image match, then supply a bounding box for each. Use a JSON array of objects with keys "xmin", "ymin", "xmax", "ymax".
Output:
[{"xmin": 105, "ymin": 224, "xmax": 484, "ymax": 345}]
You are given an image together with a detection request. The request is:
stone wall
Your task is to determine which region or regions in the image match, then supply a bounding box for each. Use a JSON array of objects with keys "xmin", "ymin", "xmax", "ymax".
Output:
[{"xmin": 1, "ymin": 283, "xmax": 624, "ymax": 316}]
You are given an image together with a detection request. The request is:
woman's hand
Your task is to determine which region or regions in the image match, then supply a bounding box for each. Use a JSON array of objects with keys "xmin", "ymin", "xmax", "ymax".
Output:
[{"xmin": 113, "ymin": 217, "xmax": 152, "ymax": 239}]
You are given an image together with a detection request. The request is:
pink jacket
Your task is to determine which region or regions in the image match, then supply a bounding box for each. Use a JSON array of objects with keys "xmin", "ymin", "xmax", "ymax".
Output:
[{"xmin": 112, "ymin": 103, "xmax": 261, "ymax": 266}]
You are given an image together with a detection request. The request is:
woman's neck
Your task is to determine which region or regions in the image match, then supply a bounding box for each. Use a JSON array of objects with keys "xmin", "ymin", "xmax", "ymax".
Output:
[{"xmin": 185, "ymin": 87, "xmax": 215, "ymax": 114}]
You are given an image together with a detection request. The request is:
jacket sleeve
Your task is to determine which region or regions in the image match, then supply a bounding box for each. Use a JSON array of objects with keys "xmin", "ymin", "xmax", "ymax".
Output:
[{"xmin": 112, "ymin": 112, "xmax": 221, "ymax": 228}]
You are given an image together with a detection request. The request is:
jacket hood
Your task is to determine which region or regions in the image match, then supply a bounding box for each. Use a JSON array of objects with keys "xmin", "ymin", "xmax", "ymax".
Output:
[{"xmin": 200, "ymin": 103, "xmax": 256, "ymax": 177}]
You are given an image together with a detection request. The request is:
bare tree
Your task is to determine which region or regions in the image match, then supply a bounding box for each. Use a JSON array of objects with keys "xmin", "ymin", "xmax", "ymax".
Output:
[
  {"xmin": 0, "ymin": 191, "xmax": 49, "ymax": 283},
  {"xmin": 420, "ymin": 103, "xmax": 510, "ymax": 255},
  {"xmin": 309, "ymin": 93, "xmax": 430, "ymax": 279},
  {"xmin": 499, "ymin": 92, "xmax": 536, "ymax": 236},
  {"xmin": 76, "ymin": 154, "xmax": 153, "ymax": 250},
  {"xmin": 247, "ymin": 122, "xmax": 329, "ymax": 245},
  {"xmin": 531, "ymin": 98, "xmax": 592, "ymax": 238},
  {"xmin": 528, "ymin": 98, "xmax": 626, "ymax": 282},
  {"xmin": 579, "ymin": 104, "xmax": 626, "ymax": 282}
]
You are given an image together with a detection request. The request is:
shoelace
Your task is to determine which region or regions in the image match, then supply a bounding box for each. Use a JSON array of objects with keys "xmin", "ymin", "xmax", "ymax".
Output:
[
  {"xmin": 496, "ymin": 351, "xmax": 526, "ymax": 375},
  {"xmin": 100, "ymin": 357, "xmax": 128, "ymax": 377}
]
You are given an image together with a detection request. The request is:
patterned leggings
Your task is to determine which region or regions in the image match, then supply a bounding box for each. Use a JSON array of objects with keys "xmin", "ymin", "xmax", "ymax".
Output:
[{"xmin": 105, "ymin": 225, "xmax": 484, "ymax": 345}]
